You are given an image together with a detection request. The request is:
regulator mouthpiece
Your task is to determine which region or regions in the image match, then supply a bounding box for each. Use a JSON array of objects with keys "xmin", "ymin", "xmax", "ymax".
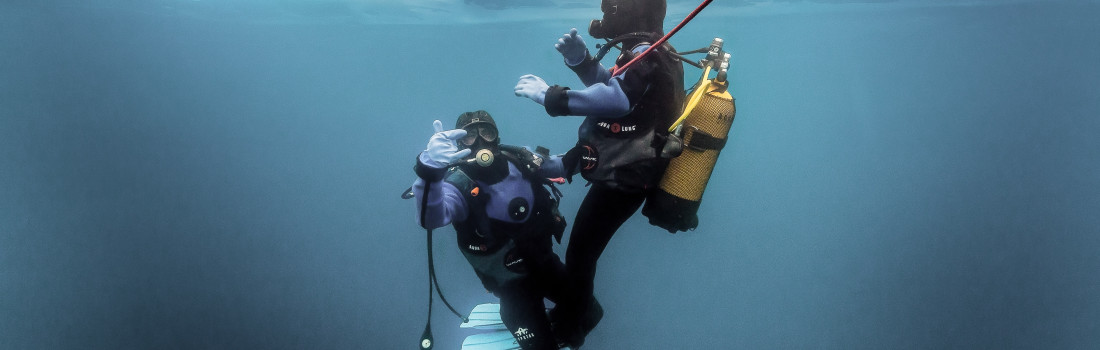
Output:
[
  {"xmin": 588, "ymin": 19, "xmax": 608, "ymax": 39},
  {"xmin": 473, "ymin": 149, "xmax": 494, "ymax": 167}
]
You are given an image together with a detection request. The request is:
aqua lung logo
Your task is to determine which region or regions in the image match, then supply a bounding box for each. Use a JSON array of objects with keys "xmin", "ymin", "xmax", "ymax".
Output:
[
  {"xmin": 596, "ymin": 121, "xmax": 637, "ymax": 134},
  {"xmin": 717, "ymin": 112, "xmax": 732, "ymax": 123},
  {"xmin": 467, "ymin": 244, "xmax": 487, "ymax": 251},
  {"xmin": 514, "ymin": 328, "xmax": 534, "ymax": 342}
]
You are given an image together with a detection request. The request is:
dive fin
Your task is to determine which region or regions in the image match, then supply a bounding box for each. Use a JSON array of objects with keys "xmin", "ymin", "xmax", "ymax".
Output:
[
  {"xmin": 459, "ymin": 303, "xmax": 573, "ymax": 350},
  {"xmin": 460, "ymin": 330, "xmax": 520, "ymax": 350},
  {"xmin": 460, "ymin": 330, "xmax": 573, "ymax": 350},
  {"xmin": 461, "ymin": 303, "xmax": 506, "ymax": 330}
]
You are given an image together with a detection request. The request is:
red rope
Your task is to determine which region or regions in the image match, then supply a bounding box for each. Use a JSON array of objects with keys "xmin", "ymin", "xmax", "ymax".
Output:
[{"xmin": 611, "ymin": 0, "xmax": 714, "ymax": 77}]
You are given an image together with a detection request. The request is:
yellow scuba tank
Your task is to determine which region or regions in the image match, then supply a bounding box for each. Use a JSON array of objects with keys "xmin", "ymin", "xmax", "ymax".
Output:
[{"xmin": 643, "ymin": 38, "xmax": 735, "ymax": 233}]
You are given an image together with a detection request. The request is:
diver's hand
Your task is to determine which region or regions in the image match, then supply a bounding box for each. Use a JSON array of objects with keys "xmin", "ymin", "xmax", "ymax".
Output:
[
  {"xmin": 514, "ymin": 74, "xmax": 550, "ymax": 105},
  {"xmin": 421, "ymin": 120, "xmax": 471, "ymax": 168},
  {"xmin": 556, "ymin": 28, "xmax": 588, "ymax": 66}
]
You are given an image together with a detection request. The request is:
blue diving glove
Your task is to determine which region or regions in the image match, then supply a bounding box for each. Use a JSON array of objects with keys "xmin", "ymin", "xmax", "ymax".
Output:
[
  {"xmin": 514, "ymin": 74, "xmax": 550, "ymax": 105},
  {"xmin": 421, "ymin": 120, "xmax": 471, "ymax": 168},
  {"xmin": 555, "ymin": 28, "xmax": 588, "ymax": 66}
]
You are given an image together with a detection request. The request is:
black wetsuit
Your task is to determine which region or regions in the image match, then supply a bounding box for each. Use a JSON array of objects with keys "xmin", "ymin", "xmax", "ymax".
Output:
[{"xmin": 545, "ymin": 37, "xmax": 685, "ymax": 345}]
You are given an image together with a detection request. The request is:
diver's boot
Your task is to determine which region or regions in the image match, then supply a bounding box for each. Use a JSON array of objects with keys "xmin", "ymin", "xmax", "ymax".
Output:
[
  {"xmin": 549, "ymin": 305, "xmax": 585, "ymax": 349},
  {"xmin": 550, "ymin": 296, "xmax": 603, "ymax": 349},
  {"xmin": 578, "ymin": 297, "xmax": 603, "ymax": 337}
]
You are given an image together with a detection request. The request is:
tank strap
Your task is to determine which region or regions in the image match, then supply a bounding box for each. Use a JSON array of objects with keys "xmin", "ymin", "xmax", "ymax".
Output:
[{"xmin": 683, "ymin": 126, "xmax": 726, "ymax": 151}]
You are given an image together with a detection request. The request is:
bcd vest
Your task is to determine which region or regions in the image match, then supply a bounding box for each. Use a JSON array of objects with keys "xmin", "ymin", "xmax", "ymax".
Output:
[
  {"xmin": 445, "ymin": 146, "xmax": 566, "ymax": 292},
  {"xmin": 575, "ymin": 39, "xmax": 685, "ymax": 192}
]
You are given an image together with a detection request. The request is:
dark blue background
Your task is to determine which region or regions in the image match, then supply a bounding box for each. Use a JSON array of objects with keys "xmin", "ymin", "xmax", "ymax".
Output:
[{"xmin": 2, "ymin": 1, "xmax": 1098, "ymax": 349}]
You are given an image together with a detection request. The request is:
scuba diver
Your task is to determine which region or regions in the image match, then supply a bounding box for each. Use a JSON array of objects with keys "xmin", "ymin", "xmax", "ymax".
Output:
[
  {"xmin": 513, "ymin": 0, "xmax": 685, "ymax": 347},
  {"xmin": 411, "ymin": 110, "xmax": 577, "ymax": 350}
]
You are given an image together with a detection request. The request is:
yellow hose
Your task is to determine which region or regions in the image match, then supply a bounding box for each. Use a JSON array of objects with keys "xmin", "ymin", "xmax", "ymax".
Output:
[{"xmin": 670, "ymin": 66, "xmax": 712, "ymax": 133}]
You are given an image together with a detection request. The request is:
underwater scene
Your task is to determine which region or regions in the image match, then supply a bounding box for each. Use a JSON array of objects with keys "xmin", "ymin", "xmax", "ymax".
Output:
[{"xmin": 2, "ymin": 0, "xmax": 1099, "ymax": 349}]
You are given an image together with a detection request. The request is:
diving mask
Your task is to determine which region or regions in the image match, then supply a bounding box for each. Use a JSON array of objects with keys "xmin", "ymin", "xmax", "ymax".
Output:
[{"xmin": 460, "ymin": 124, "xmax": 499, "ymax": 147}]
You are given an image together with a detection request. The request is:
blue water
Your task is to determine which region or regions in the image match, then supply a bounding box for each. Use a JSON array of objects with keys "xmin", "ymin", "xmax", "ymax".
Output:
[{"xmin": 2, "ymin": 1, "xmax": 1099, "ymax": 349}]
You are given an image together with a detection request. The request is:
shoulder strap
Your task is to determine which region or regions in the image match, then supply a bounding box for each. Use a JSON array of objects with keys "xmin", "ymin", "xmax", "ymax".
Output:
[
  {"xmin": 593, "ymin": 32, "xmax": 662, "ymax": 62},
  {"xmin": 497, "ymin": 144, "xmax": 544, "ymax": 178},
  {"xmin": 497, "ymin": 145, "xmax": 564, "ymax": 199}
]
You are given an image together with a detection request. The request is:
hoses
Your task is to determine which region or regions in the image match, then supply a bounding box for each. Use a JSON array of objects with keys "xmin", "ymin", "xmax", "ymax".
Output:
[{"xmin": 418, "ymin": 181, "xmax": 468, "ymax": 350}]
